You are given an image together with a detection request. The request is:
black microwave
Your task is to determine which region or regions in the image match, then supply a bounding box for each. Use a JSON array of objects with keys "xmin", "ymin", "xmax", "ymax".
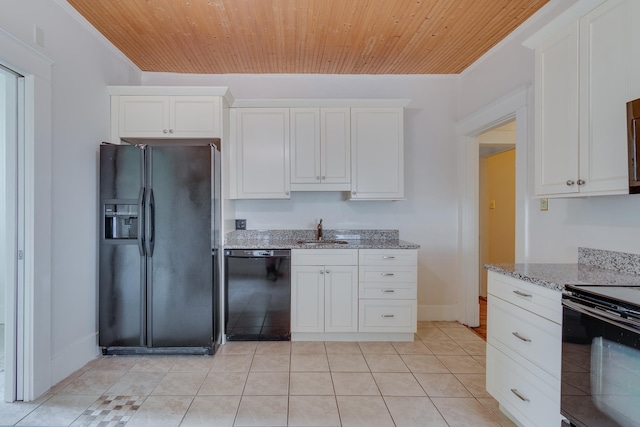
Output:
[{"xmin": 627, "ymin": 98, "xmax": 640, "ymax": 193}]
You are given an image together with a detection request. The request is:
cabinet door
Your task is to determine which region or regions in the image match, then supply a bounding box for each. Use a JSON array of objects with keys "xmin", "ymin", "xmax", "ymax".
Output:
[
  {"xmin": 350, "ymin": 108, "xmax": 404, "ymax": 200},
  {"xmin": 291, "ymin": 266, "xmax": 324, "ymax": 332},
  {"xmin": 321, "ymin": 108, "xmax": 351, "ymax": 185},
  {"xmin": 578, "ymin": 0, "xmax": 634, "ymax": 194},
  {"xmin": 534, "ymin": 23, "xmax": 580, "ymax": 196},
  {"xmin": 290, "ymin": 108, "xmax": 321, "ymax": 184},
  {"xmin": 236, "ymin": 108, "xmax": 291, "ymax": 199},
  {"xmin": 324, "ymin": 265, "xmax": 358, "ymax": 332},
  {"xmin": 119, "ymin": 96, "xmax": 170, "ymax": 137},
  {"xmin": 170, "ymin": 96, "xmax": 221, "ymax": 137}
]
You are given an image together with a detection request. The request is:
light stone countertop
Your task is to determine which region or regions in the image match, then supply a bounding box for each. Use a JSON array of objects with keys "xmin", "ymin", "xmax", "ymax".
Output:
[
  {"xmin": 485, "ymin": 263, "xmax": 640, "ymax": 292},
  {"xmin": 224, "ymin": 229, "xmax": 420, "ymax": 250}
]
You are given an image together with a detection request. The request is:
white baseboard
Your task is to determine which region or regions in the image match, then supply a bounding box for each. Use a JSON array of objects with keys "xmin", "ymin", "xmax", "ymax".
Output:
[
  {"xmin": 417, "ymin": 304, "xmax": 460, "ymax": 322},
  {"xmin": 50, "ymin": 332, "xmax": 100, "ymax": 386},
  {"xmin": 291, "ymin": 332, "xmax": 414, "ymax": 342}
]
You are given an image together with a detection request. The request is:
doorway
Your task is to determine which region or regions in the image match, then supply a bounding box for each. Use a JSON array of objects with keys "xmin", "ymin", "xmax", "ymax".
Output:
[
  {"xmin": 1, "ymin": 63, "xmax": 25, "ymax": 402},
  {"xmin": 478, "ymin": 121, "xmax": 516, "ymax": 298},
  {"xmin": 456, "ymin": 86, "xmax": 529, "ymax": 328}
]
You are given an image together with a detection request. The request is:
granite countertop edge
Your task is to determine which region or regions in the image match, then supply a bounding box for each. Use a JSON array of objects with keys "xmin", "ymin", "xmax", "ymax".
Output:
[
  {"xmin": 224, "ymin": 239, "xmax": 420, "ymax": 250},
  {"xmin": 485, "ymin": 263, "xmax": 640, "ymax": 293}
]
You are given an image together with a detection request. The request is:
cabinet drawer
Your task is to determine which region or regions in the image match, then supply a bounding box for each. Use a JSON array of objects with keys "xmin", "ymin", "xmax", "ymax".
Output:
[
  {"xmin": 359, "ymin": 249, "xmax": 417, "ymax": 266},
  {"xmin": 486, "ymin": 345, "xmax": 561, "ymax": 427},
  {"xmin": 359, "ymin": 266, "xmax": 416, "ymax": 283},
  {"xmin": 487, "ymin": 271, "xmax": 561, "ymax": 324},
  {"xmin": 488, "ymin": 295, "xmax": 561, "ymax": 379},
  {"xmin": 292, "ymin": 249, "xmax": 358, "ymax": 266},
  {"xmin": 360, "ymin": 283, "xmax": 416, "ymax": 300},
  {"xmin": 359, "ymin": 300, "xmax": 416, "ymax": 332}
]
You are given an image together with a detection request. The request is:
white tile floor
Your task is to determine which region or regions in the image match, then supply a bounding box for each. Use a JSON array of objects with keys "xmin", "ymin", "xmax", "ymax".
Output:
[{"xmin": 0, "ymin": 322, "xmax": 516, "ymax": 426}]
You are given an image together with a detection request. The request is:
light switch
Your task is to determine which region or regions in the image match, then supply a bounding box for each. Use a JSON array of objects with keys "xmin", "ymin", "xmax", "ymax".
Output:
[
  {"xmin": 489, "ymin": 200, "xmax": 496, "ymax": 209},
  {"xmin": 540, "ymin": 198, "xmax": 549, "ymax": 211}
]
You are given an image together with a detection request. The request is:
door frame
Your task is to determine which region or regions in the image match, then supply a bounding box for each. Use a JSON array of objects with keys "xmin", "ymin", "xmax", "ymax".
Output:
[
  {"xmin": 1, "ymin": 28, "xmax": 54, "ymax": 401},
  {"xmin": 456, "ymin": 86, "xmax": 531, "ymax": 327}
]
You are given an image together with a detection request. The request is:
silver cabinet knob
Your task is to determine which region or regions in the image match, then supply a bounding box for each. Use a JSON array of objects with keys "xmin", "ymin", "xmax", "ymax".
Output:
[
  {"xmin": 316, "ymin": 176, "xmax": 320, "ymax": 180},
  {"xmin": 577, "ymin": 179, "xmax": 586, "ymax": 186},
  {"xmin": 169, "ymin": 129, "xmax": 174, "ymax": 133},
  {"xmin": 163, "ymin": 129, "xmax": 168, "ymax": 134},
  {"xmin": 351, "ymin": 191, "xmax": 356, "ymax": 195},
  {"xmin": 325, "ymin": 270, "xmax": 330, "ymax": 274},
  {"xmin": 319, "ymin": 270, "xmax": 324, "ymax": 275},
  {"xmin": 321, "ymin": 176, "xmax": 325, "ymax": 180},
  {"xmin": 566, "ymin": 180, "xmax": 575, "ymax": 186},
  {"xmin": 285, "ymin": 191, "xmax": 290, "ymax": 196}
]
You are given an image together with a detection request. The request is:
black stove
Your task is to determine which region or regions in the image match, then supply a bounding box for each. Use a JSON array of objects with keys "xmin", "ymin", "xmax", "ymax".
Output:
[{"xmin": 561, "ymin": 283, "xmax": 640, "ymax": 427}]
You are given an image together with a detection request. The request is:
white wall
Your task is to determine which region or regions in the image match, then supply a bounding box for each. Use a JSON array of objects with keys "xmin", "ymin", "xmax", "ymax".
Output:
[
  {"xmin": 0, "ymin": 0, "xmax": 140, "ymax": 394},
  {"xmin": 460, "ymin": 0, "xmax": 640, "ymax": 262},
  {"xmin": 143, "ymin": 72, "xmax": 461, "ymax": 319},
  {"xmin": 0, "ymin": 71, "xmax": 6, "ymax": 325}
]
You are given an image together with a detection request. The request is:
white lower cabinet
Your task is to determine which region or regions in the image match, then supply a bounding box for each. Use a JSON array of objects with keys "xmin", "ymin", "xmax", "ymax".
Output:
[
  {"xmin": 291, "ymin": 248, "xmax": 418, "ymax": 339},
  {"xmin": 486, "ymin": 270, "xmax": 562, "ymax": 427},
  {"xmin": 358, "ymin": 249, "xmax": 417, "ymax": 333},
  {"xmin": 487, "ymin": 345, "xmax": 561, "ymax": 427},
  {"xmin": 291, "ymin": 250, "xmax": 358, "ymax": 333}
]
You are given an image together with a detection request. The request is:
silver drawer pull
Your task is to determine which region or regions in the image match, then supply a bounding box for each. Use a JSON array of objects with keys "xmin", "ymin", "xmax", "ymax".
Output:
[
  {"xmin": 382, "ymin": 289, "xmax": 395, "ymax": 293},
  {"xmin": 510, "ymin": 388, "xmax": 530, "ymax": 402},
  {"xmin": 381, "ymin": 314, "xmax": 395, "ymax": 318},
  {"xmin": 382, "ymin": 256, "xmax": 396, "ymax": 259},
  {"xmin": 512, "ymin": 332, "xmax": 532, "ymax": 343},
  {"xmin": 380, "ymin": 273, "xmax": 395, "ymax": 277},
  {"xmin": 513, "ymin": 290, "xmax": 532, "ymax": 298}
]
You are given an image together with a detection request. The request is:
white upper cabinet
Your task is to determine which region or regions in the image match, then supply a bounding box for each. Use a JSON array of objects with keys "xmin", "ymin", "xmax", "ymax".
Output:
[
  {"xmin": 534, "ymin": 0, "xmax": 640, "ymax": 196},
  {"xmin": 535, "ymin": 23, "xmax": 580, "ymax": 195},
  {"xmin": 349, "ymin": 108, "xmax": 405, "ymax": 200},
  {"xmin": 117, "ymin": 96, "xmax": 223, "ymax": 138},
  {"xmin": 290, "ymin": 108, "xmax": 351, "ymax": 191},
  {"xmin": 231, "ymin": 108, "xmax": 291, "ymax": 199}
]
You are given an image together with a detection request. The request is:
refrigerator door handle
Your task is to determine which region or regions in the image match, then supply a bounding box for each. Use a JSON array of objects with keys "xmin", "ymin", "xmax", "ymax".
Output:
[
  {"xmin": 145, "ymin": 188, "xmax": 155, "ymax": 257},
  {"xmin": 137, "ymin": 187, "xmax": 146, "ymax": 256}
]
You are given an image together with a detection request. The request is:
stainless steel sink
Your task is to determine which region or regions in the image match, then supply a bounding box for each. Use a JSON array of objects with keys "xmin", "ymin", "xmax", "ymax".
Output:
[{"xmin": 296, "ymin": 240, "xmax": 349, "ymax": 245}]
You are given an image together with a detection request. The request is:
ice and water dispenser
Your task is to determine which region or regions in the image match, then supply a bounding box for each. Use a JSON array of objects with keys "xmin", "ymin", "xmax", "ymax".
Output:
[{"xmin": 104, "ymin": 203, "xmax": 138, "ymax": 240}]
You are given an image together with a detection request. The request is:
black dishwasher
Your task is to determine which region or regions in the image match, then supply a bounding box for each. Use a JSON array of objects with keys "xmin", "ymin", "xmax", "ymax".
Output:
[{"xmin": 224, "ymin": 249, "xmax": 291, "ymax": 341}]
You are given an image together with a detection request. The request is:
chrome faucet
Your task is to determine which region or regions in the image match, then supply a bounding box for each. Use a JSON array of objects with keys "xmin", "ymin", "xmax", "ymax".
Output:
[{"xmin": 316, "ymin": 219, "xmax": 323, "ymax": 241}]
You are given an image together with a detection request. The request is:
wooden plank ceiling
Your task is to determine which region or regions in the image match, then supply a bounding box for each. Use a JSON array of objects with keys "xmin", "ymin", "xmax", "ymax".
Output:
[{"xmin": 67, "ymin": 0, "xmax": 549, "ymax": 74}]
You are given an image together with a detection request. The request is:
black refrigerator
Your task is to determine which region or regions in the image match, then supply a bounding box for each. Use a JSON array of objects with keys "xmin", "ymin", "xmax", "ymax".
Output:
[{"xmin": 99, "ymin": 141, "xmax": 221, "ymax": 355}]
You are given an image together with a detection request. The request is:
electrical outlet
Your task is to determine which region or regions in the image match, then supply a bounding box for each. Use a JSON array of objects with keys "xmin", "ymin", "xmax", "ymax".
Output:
[
  {"xmin": 540, "ymin": 198, "xmax": 549, "ymax": 211},
  {"xmin": 235, "ymin": 219, "xmax": 247, "ymax": 230}
]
